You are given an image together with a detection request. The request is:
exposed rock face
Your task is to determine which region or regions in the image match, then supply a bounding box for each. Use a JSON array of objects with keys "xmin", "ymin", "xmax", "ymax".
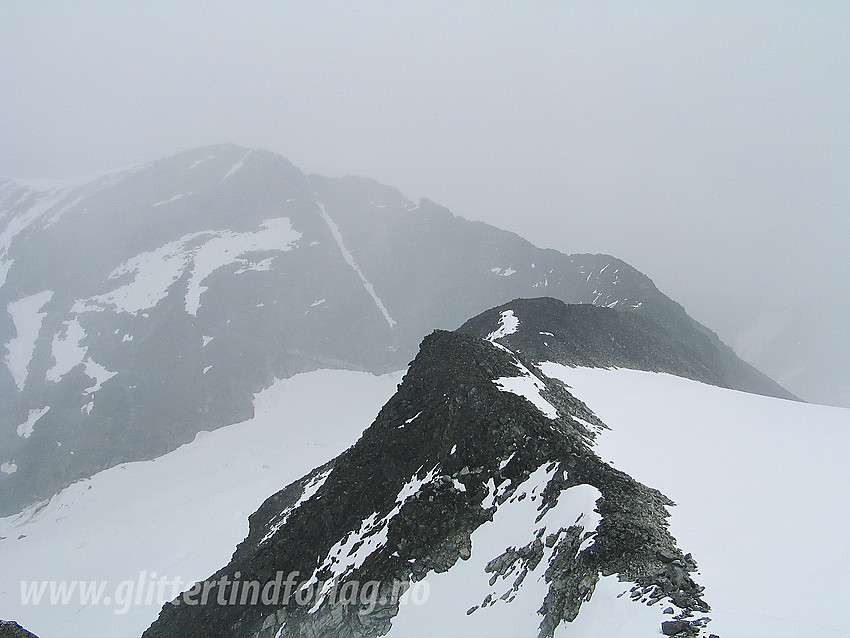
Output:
[
  {"xmin": 0, "ymin": 621, "xmax": 39, "ymax": 638},
  {"xmin": 0, "ymin": 144, "xmax": 792, "ymax": 515},
  {"xmin": 143, "ymin": 323, "xmax": 714, "ymax": 638}
]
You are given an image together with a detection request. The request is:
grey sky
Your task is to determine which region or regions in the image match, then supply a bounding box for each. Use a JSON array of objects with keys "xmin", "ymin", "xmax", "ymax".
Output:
[{"xmin": 2, "ymin": 2, "xmax": 848, "ymax": 379}]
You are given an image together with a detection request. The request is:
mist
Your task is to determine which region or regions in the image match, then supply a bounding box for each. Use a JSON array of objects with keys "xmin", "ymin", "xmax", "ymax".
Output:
[{"xmin": 2, "ymin": 1, "xmax": 848, "ymax": 404}]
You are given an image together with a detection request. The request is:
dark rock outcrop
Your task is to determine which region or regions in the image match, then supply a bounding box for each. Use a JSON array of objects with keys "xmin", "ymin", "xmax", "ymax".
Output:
[{"xmin": 0, "ymin": 621, "xmax": 39, "ymax": 638}]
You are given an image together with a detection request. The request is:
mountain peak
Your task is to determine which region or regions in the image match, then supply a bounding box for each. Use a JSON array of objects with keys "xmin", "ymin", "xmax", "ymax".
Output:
[
  {"xmin": 143, "ymin": 324, "xmax": 712, "ymax": 638},
  {"xmin": 0, "ymin": 145, "xmax": 793, "ymax": 517}
]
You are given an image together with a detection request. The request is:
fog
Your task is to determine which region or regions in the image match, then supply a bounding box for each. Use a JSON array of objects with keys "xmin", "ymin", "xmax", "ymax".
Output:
[{"xmin": 2, "ymin": 2, "xmax": 848, "ymax": 404}]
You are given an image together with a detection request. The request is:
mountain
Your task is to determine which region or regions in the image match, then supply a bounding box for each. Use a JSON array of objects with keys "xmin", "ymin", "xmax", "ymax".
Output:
[
  {"xmin": 0, "ymin": 144, "xmax": 793, "ymax": 515},
  {"xmin": 459, "ymin": 299, "xmax": 727, "ymax": 386},
  {"xmin": 143, "ymin": 301, "xmax": 715, "ymax": 638},
  {"xmin": 138, "ymin": 299, "xmax": 847, "ymax": 638},
  {"xmin": 2, "ymin": 300, "xmax": 845, "ymax": 638}
]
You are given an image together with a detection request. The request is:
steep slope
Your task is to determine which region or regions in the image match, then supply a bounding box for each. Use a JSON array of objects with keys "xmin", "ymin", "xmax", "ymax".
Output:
[
  {"xmin": 0, "ymin": 145, "xmax": 792, "ymax": 515},
  {"xmin": 0, "ymin": 146, "xmax": 401, "ymax": 515},
  {"xmin": 539, "ymin": 366, "xmax": 849, "ymax": 638},
  {"xmin": 143, "ymin": 325, "xmax": 713, "ymax": 638}
]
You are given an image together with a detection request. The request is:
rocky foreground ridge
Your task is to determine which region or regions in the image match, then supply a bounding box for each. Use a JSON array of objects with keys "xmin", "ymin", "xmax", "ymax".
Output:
[{"xmin": 143, "ymin": 302, "xmax": 719, "ymax": 638}]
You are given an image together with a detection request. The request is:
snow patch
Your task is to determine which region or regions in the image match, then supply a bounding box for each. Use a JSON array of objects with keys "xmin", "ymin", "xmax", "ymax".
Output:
[
  {"xmin": 391, "ymin": 464, "xmax": 602, "ymax": 636},
  {"xmin": 73, "ymin": 218, "xmax": 300, "ymax": 316},
  {"xmin": 83, "ymin": 359, "xmax": 117, "ymax": 395},
  {"xmin": 305, "ymin": 467, "xmax": 439, "ymax": 612},
  {"xmin": 493, "ymin": 358, "xmax": 559, "ymax": 420},
  {"xmin": 5, "ymin": 290, "xmax": 53, "ymax": 389},
  {"xmin": 189, "ymin": 155, "xmax": 215, "ymax": 170},
  {"xmin": 46, "ymin": 318, "xmax": 88, "ymax": 382},
  {"xmin": 185, "ymin": 218, "xmax": 300, "ymax": 316},
  {"xmin": 234, "ymin": 257, "xmax": 275, "ymax": 273},
  {"xmin": 401, "ymin": 411, "xmax": 422, "ymax": 427},
  {"xmin": 152, "ymin": 193, "xmax": 190, "ymax": 207},
  {"xmin": 260, "ymin": 467, "xmax": 333, "ymax": 545},
  {"xmin": 16, "ymin": 407, "xmax": 50, "ymax": 438},
  {"xmin": 73, "ymin": 231, "xmax": 206, "ymax": 315},
  {"xmin": 486, "ymin": 310, "xmax": 519, "ymax": 342},
  {"xmin": 0, "ymin": 259, "xmax": 11, "ymax": 288},
  {"xmin": 1, "ymin": 461, "xmax": 17, "ymax": 475},
  {"xmin": 0, "ymin": 189, "xmax": 68, "ymax": 255}
]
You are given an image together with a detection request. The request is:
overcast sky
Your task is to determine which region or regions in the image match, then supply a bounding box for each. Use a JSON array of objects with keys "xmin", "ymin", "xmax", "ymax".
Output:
[{"xmin": 2, "ymin": 1, "xmax": 848, "ymax": 346}]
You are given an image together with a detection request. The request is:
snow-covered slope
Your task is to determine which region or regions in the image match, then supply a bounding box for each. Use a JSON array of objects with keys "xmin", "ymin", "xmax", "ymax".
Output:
[
  {"xmin": 541, "ymin": 365, "xmax": 850, "ymax": 638},
  {"xmin": 392, "ymin": 366, "xmax": 850, "ymax": 638},
  {"xmin": 0, "ymin": 370, "xmax": 403, "ymax": 638}
]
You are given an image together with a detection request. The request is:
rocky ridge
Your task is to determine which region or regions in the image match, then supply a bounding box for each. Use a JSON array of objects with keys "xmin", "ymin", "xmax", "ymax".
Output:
[
  {"xmin": 143, "ymin": 309, "xmax": 717, "ymax": 638},
  {"xmin": 460, "ymin": 298, "xmax": 732, "ymax": 387}
]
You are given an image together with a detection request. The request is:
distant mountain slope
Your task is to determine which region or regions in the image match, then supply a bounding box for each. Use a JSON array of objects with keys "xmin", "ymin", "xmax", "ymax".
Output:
[
  {"xmin": 0, "ymin": 144, "xmax": 792, "ymax": 515},
  {"xmin": 143, "ymin": 326, "xmax": 713, "ymax": 638}
]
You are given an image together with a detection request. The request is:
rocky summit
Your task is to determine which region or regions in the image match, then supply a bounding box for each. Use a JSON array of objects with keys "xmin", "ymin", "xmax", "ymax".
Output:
[{"xmin": 143, "ymin": 302, "xmax": 719, "ymax": 638}]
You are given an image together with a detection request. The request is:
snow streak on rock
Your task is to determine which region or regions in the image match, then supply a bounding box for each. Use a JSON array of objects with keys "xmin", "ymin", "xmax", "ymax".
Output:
[
  {"xmin": 316, "ymin": 200, "xmax": 397, "ymax": 329},
  {"xmin": 219, "ymin": 150, "xmax": 252, "ymax": 184},
  {"xmin": 260, "ymin": 467, "xmax": 333, "ymax": 546}
]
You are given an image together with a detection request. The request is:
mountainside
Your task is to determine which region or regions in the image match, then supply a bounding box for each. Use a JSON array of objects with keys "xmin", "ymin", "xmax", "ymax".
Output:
[
  {"xmin": 2, "ymin": 301, "xmax": 846, "ymax": 638},
  {"xmin": 143, "ymin": 310, "xmax": 714, "ymax": 638},
  {"xmin": 0, "ymin": 144, "xmax": 793, "ymax": 514}
]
